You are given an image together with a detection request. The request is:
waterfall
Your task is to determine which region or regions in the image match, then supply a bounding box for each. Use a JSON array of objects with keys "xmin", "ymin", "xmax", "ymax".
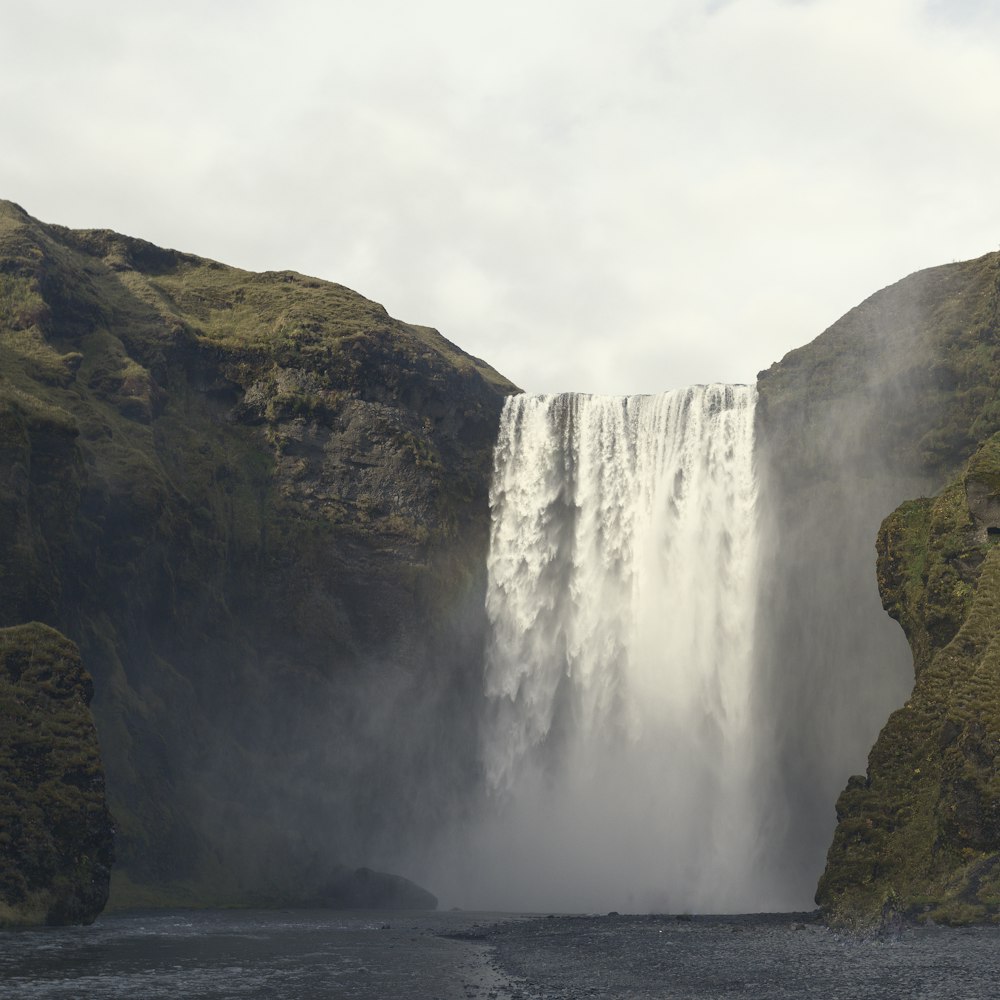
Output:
[{"xmin": 476, "ymin": 384, "xmax": 769, "ymax": 913}]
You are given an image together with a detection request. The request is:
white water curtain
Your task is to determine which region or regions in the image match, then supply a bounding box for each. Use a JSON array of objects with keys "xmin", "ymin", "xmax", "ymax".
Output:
[{"xmin": 478, "ymin": 385, "xmax": 767, "ymax": 913}]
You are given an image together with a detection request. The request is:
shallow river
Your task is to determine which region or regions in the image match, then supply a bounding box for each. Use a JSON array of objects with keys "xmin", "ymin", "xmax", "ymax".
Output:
[{"xmin": 3, "ymin": 909, "xmax": 1000, "ymax": 999}]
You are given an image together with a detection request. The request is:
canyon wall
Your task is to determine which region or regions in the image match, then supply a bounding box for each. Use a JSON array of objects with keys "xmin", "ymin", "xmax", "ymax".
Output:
[
  {"xmin": 0, "ymin": 200, "xmax": 517, "ymax": 914},
  {"xmin": 6, "ymin": 194, "xmax": 1000, "ymax": 924},
  {"xmin": 756, "ymin": 248, "xmax": 1000, "ymax": 921}
]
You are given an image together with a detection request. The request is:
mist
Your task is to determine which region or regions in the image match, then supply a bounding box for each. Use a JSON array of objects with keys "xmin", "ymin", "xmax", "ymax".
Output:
[
  {"xmin": 750, "ymin": 265, "xmax": 967, "ymax": 901},
  {"xmin": 416, "ymin": 387, "xmax": 776, "ymax": 913},
  {"xmin": 406, "ymin": 264, "xmax": 975, "ymax": 914},
  {"xmin": 89, "ymin": 253, "xmax": 988, "ymax": 918}
]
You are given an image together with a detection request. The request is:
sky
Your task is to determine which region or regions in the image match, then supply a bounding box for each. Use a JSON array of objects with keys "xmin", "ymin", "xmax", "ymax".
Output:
[{"xmin": 4, "ymin": 0, "xmax": 1000, "ymax": 395}]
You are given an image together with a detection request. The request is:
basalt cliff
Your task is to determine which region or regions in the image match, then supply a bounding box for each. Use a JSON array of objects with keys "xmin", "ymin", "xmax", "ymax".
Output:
[
  {"xmin": 0, "ymin": 200, "xmax": 516, "ymax": 919},
  {"xmin": 5, "ymin": 198, "xmax": 1000, "ymax": 927},
  {"xmin": 755, "ymin": 248, "xmax": 1000, "ymax": 924}
]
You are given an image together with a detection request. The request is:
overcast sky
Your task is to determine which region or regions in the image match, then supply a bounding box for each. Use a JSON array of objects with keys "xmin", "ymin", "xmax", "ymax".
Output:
[{"xmin": 4, "ymin": 0, "xmax": 999, "ymax": 394}]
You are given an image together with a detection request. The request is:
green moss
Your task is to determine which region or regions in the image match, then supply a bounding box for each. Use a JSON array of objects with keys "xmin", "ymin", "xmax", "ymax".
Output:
[
  {"xmin": 818, "ymin": 433, "xmax": 1000, "ymax": 925},
  {"xmin": 0, "ymin": 623, "xmax": 114, "ymax": 926}
]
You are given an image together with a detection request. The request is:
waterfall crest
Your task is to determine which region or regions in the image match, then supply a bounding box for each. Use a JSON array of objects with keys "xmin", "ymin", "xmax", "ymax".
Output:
[{"xmin": 478, "ymin": 385, "xmax": 769, "ymax": 913}]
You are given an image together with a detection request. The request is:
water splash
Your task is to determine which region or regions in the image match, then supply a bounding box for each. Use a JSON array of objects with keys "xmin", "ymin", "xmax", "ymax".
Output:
[{"xmin": 477, "ymin": 385, "xmax": 768, "ymax": 913}]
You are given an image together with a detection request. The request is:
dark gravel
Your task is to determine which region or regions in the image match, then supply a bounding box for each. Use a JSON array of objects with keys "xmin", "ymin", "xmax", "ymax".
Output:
[
  {"xmin": 6, "ymin": 908, "xmax": 1000, "ymax": 998},
  {"xmin": 459, "ymin": 911, "xmax": 1000, "ymax": 999}
]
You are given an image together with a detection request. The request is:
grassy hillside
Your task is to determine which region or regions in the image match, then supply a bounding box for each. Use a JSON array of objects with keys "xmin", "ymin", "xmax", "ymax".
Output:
[{"xmin": 0, "ymin": 200, "xmax": 517, "ymax": 909}]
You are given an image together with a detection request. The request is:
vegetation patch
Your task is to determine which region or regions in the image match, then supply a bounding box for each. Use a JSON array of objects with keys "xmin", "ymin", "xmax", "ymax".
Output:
[
  {"xmin": 818, "ymin": 432, "xmax": 1000, "ymax": 926},
  {"xmin": 0, "ymin": 622, "xmax": 114, "ymax": 926},
  {"xmin": 0, "ymin": 199, "xmax": 518, "ymax": 908}
]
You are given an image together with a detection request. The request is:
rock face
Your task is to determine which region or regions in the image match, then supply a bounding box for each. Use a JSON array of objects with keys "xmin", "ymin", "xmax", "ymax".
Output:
[
  {"xmin": 6, "ymin": 193, "xmax": 1000, "ymax": 924},
  {"xmin": 755, "ymin": 248, "xmax": 1000, "ymax": 911},
  {"xmin": 817, "ymin": 434, "xmax": 1000, "ymax": 925},
  {"xmin": 0, "ymin": 622, "xmax": 114, "ymax": 925},
  {"xmin": 0, "ymin": 200, "xmax": 517, "ymax": 907}
]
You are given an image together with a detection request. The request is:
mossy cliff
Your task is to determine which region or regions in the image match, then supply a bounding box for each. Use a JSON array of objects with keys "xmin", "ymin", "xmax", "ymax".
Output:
[
  {"xmin": 7, "ymin": 191, "xmax": 1000, "ymax": 924},
  {"xmin": 0, "ymin": 622, "xmax": 114, "ymax": 926},
  {"xmin": 817, "ymin": 434, "xmax": 1000, "ymax": 925},
  {"xmin": 0, "ymin": 200, "xmax": 517, "ymax": 911},
  {"xmin": 754, "ymin": 249, "xmax": 1000, "ymax": 920}
]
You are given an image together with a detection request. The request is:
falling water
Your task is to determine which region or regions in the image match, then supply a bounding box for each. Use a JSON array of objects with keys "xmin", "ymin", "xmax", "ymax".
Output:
[{"xmin": 477, "ymin": 385, "xmax": 768, "ymax": 913}]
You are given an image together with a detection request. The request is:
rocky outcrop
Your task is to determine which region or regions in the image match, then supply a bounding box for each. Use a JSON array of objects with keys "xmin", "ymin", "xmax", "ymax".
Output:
[
  {"xmin": 755, "ymin": 249, "xmax": 1000, "ymax": 909},
  {"xmin": 817, "ymin": 433, "xmax": 1000, "ymax": 925},
  {"xmin": 8, "ymin": 193, "xmax": 1000, "ymax": 923},
  {"xmin": 309, "ymin": 866, "xmax": 438, "ymax": 910},
  {"xmin": 0, "ymin": 200, "xmax": 518, "ymax": 908},
  {"xmin": 756, "ymin": 246, "xmax": 1000, "ymax": 924},
  {"xmin": 0, "ymin": 622, "xmax": 114, "ymax": 925}
]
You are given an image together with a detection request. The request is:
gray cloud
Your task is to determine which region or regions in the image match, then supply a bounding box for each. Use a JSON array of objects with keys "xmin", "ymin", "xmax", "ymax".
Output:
[{"xmin": 4, "ymin": 0, "xmax": 999, "ymax": 393}]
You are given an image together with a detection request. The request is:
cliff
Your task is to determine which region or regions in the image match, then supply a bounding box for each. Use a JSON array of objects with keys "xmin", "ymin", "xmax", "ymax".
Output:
[
  {"xmin": 0, "ymin": 622, "xmax": 114, "ymax": 925},
  {"xmin": 8, "ymin": 193, "xmax": 1000, "ymax": 924},
  {"xmin": 817, "ymin": 434, "xmax": 1000, "ymax": 924},
  {"xmin": 755, "ymin": 247, "xmax": 1000, "ymax": 921},
  {"xmin": 0, "ymin": 200, "xmax": 517, "ymax": 911}
]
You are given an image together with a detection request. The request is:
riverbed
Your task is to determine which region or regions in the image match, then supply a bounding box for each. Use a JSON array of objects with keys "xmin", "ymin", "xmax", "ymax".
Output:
[{"xmin": 3, "ymin": 909, "xmax": 1000, "ymax": 998}]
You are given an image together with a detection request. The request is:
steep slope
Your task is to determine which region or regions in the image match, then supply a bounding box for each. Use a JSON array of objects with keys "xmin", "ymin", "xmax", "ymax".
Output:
[
  {"xmin": 754, "ymin": 250, "xmax": 1000, "ymax": 908},
  {"xmin": 0, "ymin": 200, "xmax": 517, "ymax": 907}
]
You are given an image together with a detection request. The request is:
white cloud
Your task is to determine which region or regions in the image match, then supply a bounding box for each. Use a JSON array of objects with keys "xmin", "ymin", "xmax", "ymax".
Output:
[{"xmin": 3, "ymin": 0, "xmax": 1000, "ymax": 393}]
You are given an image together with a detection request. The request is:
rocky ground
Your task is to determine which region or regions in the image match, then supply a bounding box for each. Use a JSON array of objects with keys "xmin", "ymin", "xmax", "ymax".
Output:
[
  {"xmin": 7, "ymin": 908, "xmax": 1000, "ymax": 999},
  {"xmin": 460, "ymin": 912, "xmax": 1000, "ymax": 1000}
]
